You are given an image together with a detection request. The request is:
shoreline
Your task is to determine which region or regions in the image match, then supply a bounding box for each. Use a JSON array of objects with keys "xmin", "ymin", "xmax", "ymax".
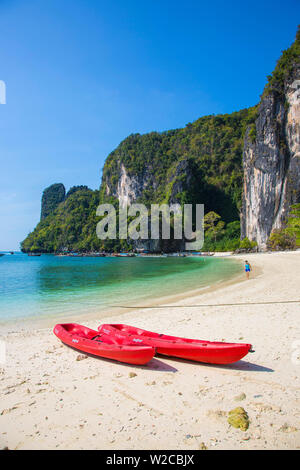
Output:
[{"xmin": 0, "ymin": 251, "xmax": 299, "ymax": 449}]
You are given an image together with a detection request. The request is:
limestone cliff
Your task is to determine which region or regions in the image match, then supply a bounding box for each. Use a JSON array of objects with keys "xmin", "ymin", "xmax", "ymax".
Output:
[
  {"xmin": 112, "ymin": 163, "xmax": 149, "ymax": 208},
  {"xmin": 242, "ymin": 28, "xmax": 300, "ymax": 249},
  {"xmin": 100, "ymin": 109, "xmax": 253, "ymax": 225}
]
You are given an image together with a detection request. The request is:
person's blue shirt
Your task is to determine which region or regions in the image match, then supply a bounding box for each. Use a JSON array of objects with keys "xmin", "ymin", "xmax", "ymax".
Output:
[{"xmin": 245, "ymin": 262, "xmax": 251, "ymax": 272}]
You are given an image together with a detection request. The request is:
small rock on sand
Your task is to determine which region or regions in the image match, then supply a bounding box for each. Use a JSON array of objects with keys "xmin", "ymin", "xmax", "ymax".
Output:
[
  {"xmin": 234, "ymin": 393, "xmax": 246, "ymax": 401},
  {"xmin": 207, "ymin": 409, "xmax": 226, "ymax": 420},
  {"xmin": 279, "ymin": 423, "xmax": 298, "ymax": 433},
  {"xmin": 76, "ymin": 354, "xmax": 88, "ymax": 361},
  {"xmin": 1, "ymin": 406, "xmax": 17, "ymax": 415},
  {"xmin": 228, "ymin": 407, "xmax": 249, "ymax": 431},
  {"xmin": 199, "ymin": 442, "xmax": 207, "ymax": 450}
]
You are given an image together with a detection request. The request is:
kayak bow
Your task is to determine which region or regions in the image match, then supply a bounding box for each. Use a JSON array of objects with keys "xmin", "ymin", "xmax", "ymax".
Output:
[{"xmin": 53, "ymin": 323, "xmax": 155, "ymax": 365}]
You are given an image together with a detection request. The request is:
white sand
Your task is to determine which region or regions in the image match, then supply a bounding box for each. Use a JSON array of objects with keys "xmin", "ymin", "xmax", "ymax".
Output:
[{"xmin": 0, "ymin": 251, "xmax": 300, "ymax": 450}]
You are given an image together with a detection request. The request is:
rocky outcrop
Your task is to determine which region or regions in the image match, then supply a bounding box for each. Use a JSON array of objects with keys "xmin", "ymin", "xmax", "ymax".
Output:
[
  {"xmin": 100, "ymin": 112, "xmax": 249, "ymax": 225},
  {"xmin": 41, "ymin": 183, "xmax": 66, "ymax": 220},
  {"xmin": 241, "ymin": 32, "xmax": 300, "ymax": 249},
  {"xmin": 104, "ymin": 162, "xmax": 155, "ymax": 208},
  {"xmin": 116, "ymin": 164, "xmax": 143, "ymax": 208}
]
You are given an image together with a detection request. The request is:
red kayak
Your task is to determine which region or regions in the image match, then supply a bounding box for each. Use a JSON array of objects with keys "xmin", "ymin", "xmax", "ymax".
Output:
[
  {"xmin": 53, "ymin": 323, "xmax": 155, "ymax": 365},
  {"xmin": 98, "ymin": 324, "xmax": 252, "ymax": 365}
]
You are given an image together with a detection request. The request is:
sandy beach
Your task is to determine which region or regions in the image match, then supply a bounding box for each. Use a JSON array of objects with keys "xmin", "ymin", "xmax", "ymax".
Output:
[{"xmin": 0, "ymin": 251, "xmax": 300, "ymax": 450}]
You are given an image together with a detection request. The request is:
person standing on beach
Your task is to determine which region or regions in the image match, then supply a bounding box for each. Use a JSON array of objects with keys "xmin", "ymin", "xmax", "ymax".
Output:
[{"xmin": 245, "ymin": 260, "xmax": 251, "ymax": 279}]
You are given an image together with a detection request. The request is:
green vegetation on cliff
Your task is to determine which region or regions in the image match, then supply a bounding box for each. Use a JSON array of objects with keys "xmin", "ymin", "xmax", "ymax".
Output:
[
  {"xmin": 103, "ymin": 107, "xmax": 258, "ymax": 221},
  {"xmin": 40, "ymin": 183, "xmax": 66, "ymax": 220},
  {"xmin": 287, "ymin": 203, "xmax": 300, "ymax": 245},
  {"xmin": 264, "ymin": 25, "xmax": 300, "ymax": 96},
  {"xmin": 66, "ymin": 185, "xmax": 91, "ymax": 198},
  {"xmin": 22, "ymin": 108, "xmax": 258, "ymax": 253},
  {"xmin": 268, "ymin": 203, "xmax": 300, "ymax": 250},
  {"xmin": 22, "ymin": 189, "xmax": 102, "ymax": 253}
]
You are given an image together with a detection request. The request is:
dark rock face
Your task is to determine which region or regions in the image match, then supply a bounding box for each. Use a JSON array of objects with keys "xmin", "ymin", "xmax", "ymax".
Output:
[
  {"xmin": 242, "ymin": 70, "xmax": 300, "ymax": 249},
  {"xmin": 41, "ymin": 183, "xmax": 66, "ymax": 220}
]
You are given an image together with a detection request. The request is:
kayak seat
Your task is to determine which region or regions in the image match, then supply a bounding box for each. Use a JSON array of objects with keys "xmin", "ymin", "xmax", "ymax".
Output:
[{"xmin": 91, "ymin": 334, "xmax": 103, "ymax": 342}]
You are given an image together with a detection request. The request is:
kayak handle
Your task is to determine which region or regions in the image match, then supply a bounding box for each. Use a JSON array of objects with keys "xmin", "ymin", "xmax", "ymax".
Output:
[{"xmin": 249, "ymin": 348, "xmax": 255, "ymax": 353}]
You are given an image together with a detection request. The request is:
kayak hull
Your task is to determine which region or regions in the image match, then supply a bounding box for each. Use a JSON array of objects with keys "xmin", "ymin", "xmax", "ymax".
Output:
[
  {"xmin": 53, "ymin": 323, "xmax": 155, "ymax": 365},
  {"xmin": 98, "ymin": 324, "xmax": 252, "ymax": 365}
]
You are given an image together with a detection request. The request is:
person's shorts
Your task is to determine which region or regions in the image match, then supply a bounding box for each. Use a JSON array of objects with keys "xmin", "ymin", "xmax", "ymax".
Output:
[{"xmin": 245, "ymin": 268, "xmax": 250, "ymax": 272}]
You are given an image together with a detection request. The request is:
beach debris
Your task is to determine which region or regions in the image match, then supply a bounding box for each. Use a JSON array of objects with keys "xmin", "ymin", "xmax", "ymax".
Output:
[
  {"xmin": 207, "ymin": 409, "xmax": 226, "ymax": 421},
  {"xmin": 279, "ymin": 423, "xmax": 298, "ymax": 433},
  {"xmin": 146, "ymin": 380, "xmax": 156, "ymax": 386},
  {"xmin": 199, "ymin": 442, "xmax": 207, "ymax": 450},
  {"xmin": 228, "ymin": 407, "xmax": 249, "ymax": 431},
  {"xmin": 251, "ymin": 402, "xmax": 281, "ymax": 413},
  {"xmin": 234, "ymin": 392, "xmax": 246, "ymax": 401},
  {"xmin": 129, "ymin": 372, "xmax": 137, "ymax": 378},
  {"xmin": 183, "ymin": 434, "xmax": 195, "ymax": 445},
  {"xmin": 1, "ymin": 406, "xmax": 18, "ymax": 415},
  {"xmin": 195, "ymin": 385, "xmax": 209, "ymax": 397},
  {"xmin": 76, "ymin": 354, "xmax": 88, "ymax": 361}
]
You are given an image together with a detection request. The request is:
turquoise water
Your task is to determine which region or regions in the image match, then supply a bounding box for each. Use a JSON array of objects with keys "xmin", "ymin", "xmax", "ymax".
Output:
[{"xmin": 0, "ymin": 253, "xmax": 241, "ymax": 322}]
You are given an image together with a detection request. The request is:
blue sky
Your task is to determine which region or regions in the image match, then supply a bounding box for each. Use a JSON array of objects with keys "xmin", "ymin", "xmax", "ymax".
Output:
[{"xmin": 0, "ymin": 0, "xmax": 299, "ymax": 250}]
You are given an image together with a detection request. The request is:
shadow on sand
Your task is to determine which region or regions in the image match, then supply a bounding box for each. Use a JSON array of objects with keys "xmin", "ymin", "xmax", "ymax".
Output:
[
  {"xmin": 64, "ymin": 344, "xmax": 272, "ymax": 373},
  {"xmin": 64, "ymin": 343, "xmax": 178, "ymax": 372},
  {"xmin": 156, "ymin": 354, "xmax": 274, "ymax": 373}
]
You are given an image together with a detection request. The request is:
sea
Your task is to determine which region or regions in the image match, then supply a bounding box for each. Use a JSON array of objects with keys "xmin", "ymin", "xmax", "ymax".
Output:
[{"xmin": 0, "ymin": 252, "xmax": 242, "ymax": 323}]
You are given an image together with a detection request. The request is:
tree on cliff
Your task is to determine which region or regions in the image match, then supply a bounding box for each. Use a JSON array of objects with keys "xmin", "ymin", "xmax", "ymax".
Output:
[
  {"xmin": 204, "ymin": 211, "xmax": 225, "ymax": 242},
  {"xmin": 286, "ymin": 203, "xmax": 300, "ymax": 246},
  {"xmin": 66, "ymin": 185, "xmax": 90, "ymax": 198}
]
